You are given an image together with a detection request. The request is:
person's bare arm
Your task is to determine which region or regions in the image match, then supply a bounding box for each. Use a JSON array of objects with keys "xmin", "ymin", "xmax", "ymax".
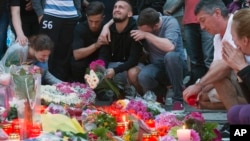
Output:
[
  {"xmin": 131, "ymin": 30, "xmax": 175, "ymax": 52},
  {"xmin": 183, "ymin": 60, "xmax": 231, "ymax": 102},
  {"xmin": 11, "ymin": 6, "xmax": 28, "ymax": 46},
  {"xmin": 99, "ymin": 19, "xmax": 114, "ymax": 44},
  {"xmin": 199, "ymin": 60, "xmax": 231, "ymax": 86}
]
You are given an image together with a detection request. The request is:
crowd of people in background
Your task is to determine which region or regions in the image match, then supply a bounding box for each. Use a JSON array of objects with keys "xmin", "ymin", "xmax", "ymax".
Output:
[{"xmin": 1, "ymin": 0, "xmax": 250, "ymax": 124}]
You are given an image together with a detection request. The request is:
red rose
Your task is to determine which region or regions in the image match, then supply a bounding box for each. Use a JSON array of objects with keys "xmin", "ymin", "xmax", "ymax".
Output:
[{"xmin": 187, "ymin": 95, "xmax": 198, "ymax": 106}]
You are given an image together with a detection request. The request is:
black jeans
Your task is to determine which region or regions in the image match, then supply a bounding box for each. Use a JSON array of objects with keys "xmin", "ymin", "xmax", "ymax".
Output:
[{"xmin": 39, "ymin": 14, "xmax": 78, "ymax": 81}]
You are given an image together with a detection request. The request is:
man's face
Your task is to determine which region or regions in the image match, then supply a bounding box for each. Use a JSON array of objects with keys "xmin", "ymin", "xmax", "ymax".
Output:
[
  {"xmin": 112, "ymin": 1, "xmax": 132, "ymax": 23},
  {"xmin": 196, "ymin": 10, "xmax": 218, "ymax": 35},
  {"xmin": 87, "ymin": 14, "xmax": 104, "ymax": 32},
  {"xmin": 138, "ymin": 25, "xmax": 155, "ymax": 33}
]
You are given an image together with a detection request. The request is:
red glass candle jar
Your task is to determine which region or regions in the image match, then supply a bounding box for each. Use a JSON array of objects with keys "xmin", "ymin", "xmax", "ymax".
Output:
[
  {"xmin": 116, "ymin": 122, "xmax": 125, "ymax": 136},
  {"xmin": 1, "ymin": 122, "xmax": 13, "ymax": 135},
  {"xmin": 142, "ymin": 133, "xmax": 151, "ymax": 141},
  {"xmin": 145, "ymin": 119, "xmax": 155, "ymax": 128}
]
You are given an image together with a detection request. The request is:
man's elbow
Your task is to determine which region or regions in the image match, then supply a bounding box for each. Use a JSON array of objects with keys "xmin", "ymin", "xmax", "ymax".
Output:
[{"xmin": 73, "ymin": 52, "xmax": 81, "ymax": 60}]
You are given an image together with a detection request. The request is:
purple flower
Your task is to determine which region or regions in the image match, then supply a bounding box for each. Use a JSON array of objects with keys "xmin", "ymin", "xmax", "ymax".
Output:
[{"xmin": 161, "ymin": 135, "xmax": 177, "ymax": 141}]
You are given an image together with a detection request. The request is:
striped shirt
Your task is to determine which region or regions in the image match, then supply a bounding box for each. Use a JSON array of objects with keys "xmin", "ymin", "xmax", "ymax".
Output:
[{"xmin": 44, "ymin": 0, "xmax": 78, "ymax": 18}]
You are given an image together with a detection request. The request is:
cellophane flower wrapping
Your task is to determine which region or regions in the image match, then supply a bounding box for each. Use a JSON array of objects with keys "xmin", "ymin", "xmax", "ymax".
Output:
[
  {"xmin": 9, "ymin": 65, "xmax": 41, "ymax": 139},
  {"xmin": 84, "ymin": 60, "xmax": 106, "ymax": 89}
]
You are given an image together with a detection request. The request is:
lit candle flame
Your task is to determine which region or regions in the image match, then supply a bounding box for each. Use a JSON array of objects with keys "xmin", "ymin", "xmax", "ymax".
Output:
[{"xmin": 122, "ymin": 115, "xmax": 126, "ymax": 122}]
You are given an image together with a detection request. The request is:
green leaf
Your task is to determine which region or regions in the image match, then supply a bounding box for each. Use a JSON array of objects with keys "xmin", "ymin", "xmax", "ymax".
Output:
[
  {"xmin": 12, "ymin": 73, "xmax": 35, "ymax": 100},
  {"xmin": 92, "ymin": 127, "xmax": 108, "ymax": 139},
  {"xmin": 103, "ymin": 78, "xmax": 121, "ymax": 98}
]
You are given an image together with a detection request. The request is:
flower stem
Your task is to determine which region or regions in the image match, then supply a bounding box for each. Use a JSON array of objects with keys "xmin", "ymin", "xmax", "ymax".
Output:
[{"xmin": 104, "ymin": 78, "xmax": 121, "ymax": 98}]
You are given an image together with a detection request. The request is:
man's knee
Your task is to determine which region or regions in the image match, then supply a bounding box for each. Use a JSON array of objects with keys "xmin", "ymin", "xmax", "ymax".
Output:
[{"xmin": 127, "ymin": 67, "xmax": 140, "ymax": 83}]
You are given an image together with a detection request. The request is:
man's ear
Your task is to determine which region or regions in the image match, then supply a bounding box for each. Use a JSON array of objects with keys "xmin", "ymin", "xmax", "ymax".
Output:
[
  {"xmin": 242, "ymin": 36, "xmax": 249, "ymax": 47},
  {"xmin": 128, "ymin": 11, "xmax": 133, "ymax": 17},
  {"xmin": 213, "ymin": 8, "xmax": 222, "ymax": 17}
]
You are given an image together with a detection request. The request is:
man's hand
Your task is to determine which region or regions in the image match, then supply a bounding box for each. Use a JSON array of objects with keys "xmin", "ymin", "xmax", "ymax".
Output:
[
  {"xmin": 38, "ymin": 15, "xmax": 43, "ymax": 23},
  {"xmin": 183, "ymin": 84, "xmax": 202, "ymax": 103},
  {"xmin": 222, "ymin": 41, "xmax": 248, "ymax": 71},
  {"xmin": 105, "ymin": 68, "xmax": 115, "ymax": 79},
  {"xmin": 130, "ymin": 30, "xmax": 146, "ymax": 41},
  {"xmin": 99, "ymin": 24, "xmax": 111, "ymax": 45}
]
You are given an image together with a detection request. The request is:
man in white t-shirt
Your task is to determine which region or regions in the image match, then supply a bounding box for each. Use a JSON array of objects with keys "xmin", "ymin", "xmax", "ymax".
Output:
[{"xmin": 183, "ymin": 0, "xmax": 248, "ymax": 110}]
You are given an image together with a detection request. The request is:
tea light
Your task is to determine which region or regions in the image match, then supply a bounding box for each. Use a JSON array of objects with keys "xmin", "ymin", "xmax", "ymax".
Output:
[
  {"xmin": 150, "ymin": 131, "xmax": 158, "ymax": 141},
  {"xmin": 145, "ymin": 119, "xmax": 155, "ymax": 128},
  {"xmin": 142, "ymin": 133, "xmax": 151, "ymax": 141},
  {"xmin": 29, "ymin": 123, "xmax": 41, "ymax": 138},
  {"xmin": 1, "ymin": 122, "xmax": 13, "ymax": 135},
  {"xmin": 116, "ymin": 122, "xmax": 126, "ymax": 136},
  {"xmin": 177, "ymin": 126, "xmax": 191, "ymax": 141}
]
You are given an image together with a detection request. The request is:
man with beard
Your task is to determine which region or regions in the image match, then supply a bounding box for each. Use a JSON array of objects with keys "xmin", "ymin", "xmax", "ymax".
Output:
[{"xmin": 98, "ymin": 0, "xmax": 143, "ymax": 92}]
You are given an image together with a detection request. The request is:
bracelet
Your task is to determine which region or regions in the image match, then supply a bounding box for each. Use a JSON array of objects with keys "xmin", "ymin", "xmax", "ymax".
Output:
[{"xmin": 195, "ymin": 78, "xmax": 203, "ymax": 90}]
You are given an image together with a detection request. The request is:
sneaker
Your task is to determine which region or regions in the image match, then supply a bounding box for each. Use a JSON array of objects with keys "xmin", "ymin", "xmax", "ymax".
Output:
[
  {"xmin": 172, "ymin": 101, "xmax": 185, "ymax": 113},
  {"xmin": 220, "ymin": 122, "xmax": 230, "ymax": 139}
]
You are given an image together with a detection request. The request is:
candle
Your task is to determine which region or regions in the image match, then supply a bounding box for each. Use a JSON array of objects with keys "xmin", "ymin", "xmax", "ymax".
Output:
[
  {"xmin": 177, "ymin": 126, "xmax": 191, "ymax": 141},
  {"xmin": 145, "ymin": 119, "xmax": 155, "ymax": 128},
  {"xmin": 122, "ymin": 115, "xmax": 128, "ymax": 131},
  {"xmin": 116, "ymin": 122, "xmax": 126, "ymax": 136},
  {"xmin": 29, "ymin": 123, "xmax": 41, "ymax": 138},
  {"xmin": 142, "ymin": 133, "xmax": 151, "ymax": 141},
  {"xmin": 150, "ymin": 131, "xmax": 158, "ymax": 141},
  {"xmin": 1, "ymin": 122, "xmax": 13, "ymax": 135}
]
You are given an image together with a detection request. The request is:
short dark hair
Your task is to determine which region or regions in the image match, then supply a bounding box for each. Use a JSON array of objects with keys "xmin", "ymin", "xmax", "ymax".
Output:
[
  {"xmin": 29, "ymin": 34, "xmax": 54, "ymax": 51},
  {"xmin": 137, "ymin": 8, "xmax": 160, "ymax": 27},
  {"xmin": 194, "ymin": 0, "xmax": 228, "ymax": 18},
  {"xmin": 116, "ymin": 0, "xmax": 133, "ymax": 12},
  {"xmin": 86, "ymin": 1, "xmax": 105, "ymax": 16}
]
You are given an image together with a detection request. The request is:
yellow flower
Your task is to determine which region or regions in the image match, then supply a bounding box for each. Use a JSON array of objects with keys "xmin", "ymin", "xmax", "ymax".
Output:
[
  {"xmin": 123, "ymin": 134, "xmax": 131, "ymax": 141},
  {"xmin": 104, "ymin": 122, "xmax": 108, "ymax": 126}
]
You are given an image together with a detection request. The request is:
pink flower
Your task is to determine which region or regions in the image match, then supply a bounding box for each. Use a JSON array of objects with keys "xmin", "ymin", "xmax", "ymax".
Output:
[
  {"xmin": 89, "ymin": 59, "xmax": 105, "ymax": 71},
  {"xmin": 184, "ymin": 112, "xmax": 205, "ymax": 123},
  {"xmin": 212, "ymin": 129, "xmax": 222, "ymax": 141},
  {"xmin": 190, "ymin": 129, "xmax": 200, "ymax": 141},
  {"xmin": 155, "ymin": 112, "xmax": 182, "ymax": 128}
]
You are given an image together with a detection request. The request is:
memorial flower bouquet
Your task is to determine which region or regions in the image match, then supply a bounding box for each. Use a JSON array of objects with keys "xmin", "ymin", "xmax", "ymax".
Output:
[
  {"xmin": 84, "ymin": 59, "xmax": 121, "ymax": 99},
  {"xmin": 9, "ymin": 65, "xmax": 42, "ymax": 139},
  {"xmin": 157, "ymin": 112, "xmax": 221, "ymax": 141}
]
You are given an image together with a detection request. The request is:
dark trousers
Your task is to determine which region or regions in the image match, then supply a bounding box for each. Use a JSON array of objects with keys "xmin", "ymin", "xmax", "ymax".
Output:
[{"xmin": 39, "ymin": 14, "xmax": 78, "ymax": 81}]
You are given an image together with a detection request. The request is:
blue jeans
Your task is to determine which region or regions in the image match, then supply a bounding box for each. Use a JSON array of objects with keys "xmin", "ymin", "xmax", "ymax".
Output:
[
  {"xmin": 108, "ymin": 62, "xmax": 128, "ymax": 85},
  {"xmin": 138, "ymin": 52, "xmax": 187, "ymax": 102},
  {"xmin": 0, "ymin": 7, "xmax": 9, "ymax": 59}
]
